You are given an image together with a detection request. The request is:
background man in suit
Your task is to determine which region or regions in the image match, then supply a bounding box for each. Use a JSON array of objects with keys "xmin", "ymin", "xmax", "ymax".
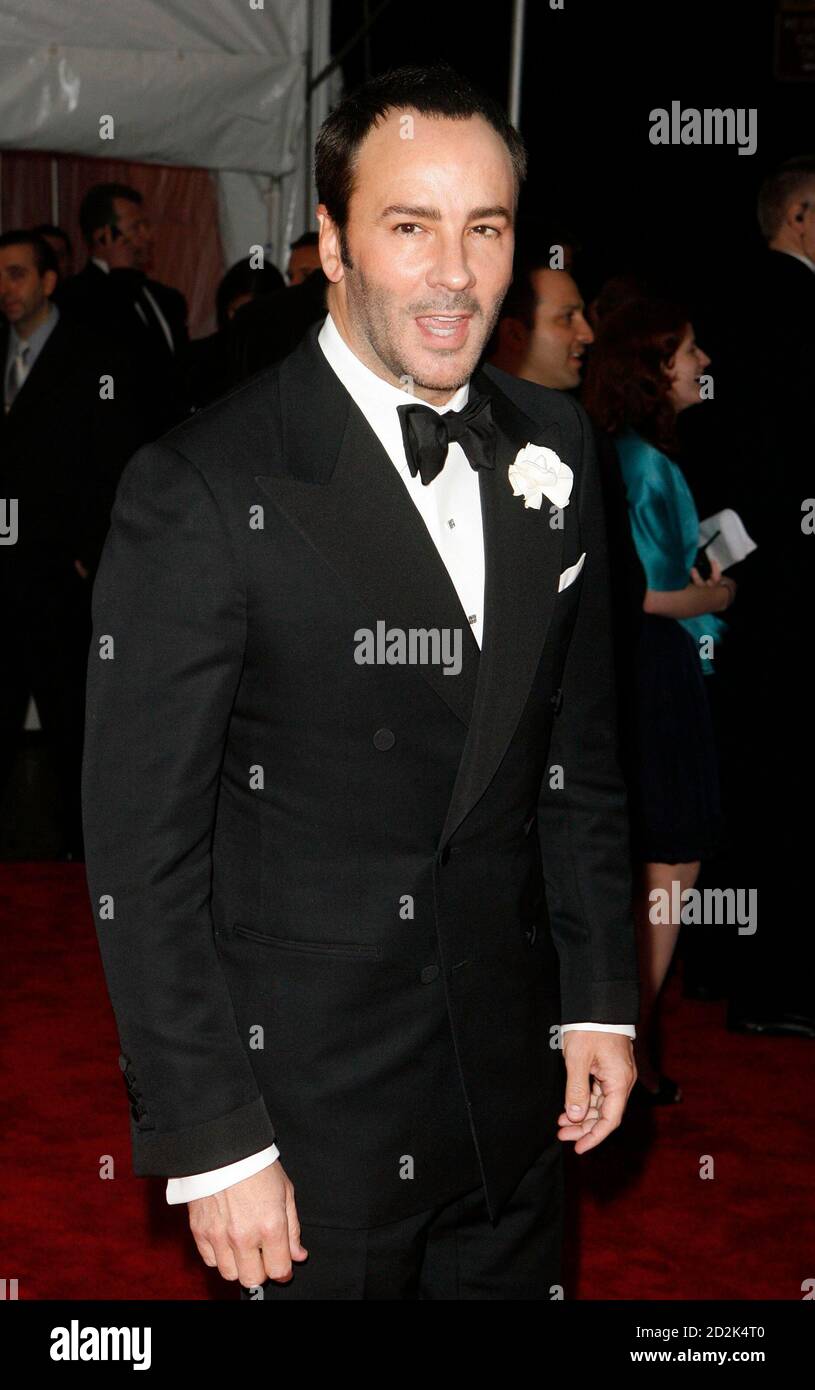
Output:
[
  {"xmin": 0, "ymin": 230, "xmax": 138, "ymax": 859},
  {"xmin": 486, "ymin": 253, "xmax": 595, "ymax": 390},
  {"xmin": 56, "ymin": 182, "xmax": 189, "ymax": 438},
  {"xmin": 707, "ymin": 156, "xmax": 815, "ymax": 1033},
  {"xmin": 226, "ymin": 261, "xmax": 328, "ymax": 385},
  {"xmin": 184, "ymin": 256, "xmax": 285, "ymax": 411},
  {"xmin": 31, "ymin": 223, "xmax": 74, "ymax": 282},
  {"xmin": 82, "ymin": 64, "xmax": 638, "ymax": 1300},
  {"xmin": 286, "ymin": 231, "xmax": 322, "ymax": 285}
]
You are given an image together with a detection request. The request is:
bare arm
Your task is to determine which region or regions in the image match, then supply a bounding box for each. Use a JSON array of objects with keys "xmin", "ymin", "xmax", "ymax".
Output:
[{"xmin": 643, "ymin": 559, "xmax": 736, "ymax": 618}]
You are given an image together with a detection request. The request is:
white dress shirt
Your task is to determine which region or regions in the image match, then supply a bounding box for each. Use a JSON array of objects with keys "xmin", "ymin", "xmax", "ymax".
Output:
[
  {"xmin": 165, "ymin": 311, "xmax": 635, "ymax": 1205},
  {"xmin": 780, "ymin": 248, "xmax": 815, "ymax": 273},
  {"xmin": 4, "ymin": 302, "xmax": 60, "ymax": 412}
]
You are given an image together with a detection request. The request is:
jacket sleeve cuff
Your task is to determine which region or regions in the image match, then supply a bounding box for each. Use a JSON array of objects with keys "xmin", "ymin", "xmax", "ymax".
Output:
[
  {"xmin": 131, "ymin": 1096, "xmax": 276, "ymax": 1178},
  {"xmin": 165, "ymin": 1143, "xmax": 280, "ymax": 1204}
]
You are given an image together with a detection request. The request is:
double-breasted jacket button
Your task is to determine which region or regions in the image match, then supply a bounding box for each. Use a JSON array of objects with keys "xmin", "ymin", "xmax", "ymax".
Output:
[
  {"xmin": 420, "ymin": 963, "xmax": 440, "ymax": 983},
  {"xmin": 373, "ymin": 728, "xmax": 395, "ymax": 750}
]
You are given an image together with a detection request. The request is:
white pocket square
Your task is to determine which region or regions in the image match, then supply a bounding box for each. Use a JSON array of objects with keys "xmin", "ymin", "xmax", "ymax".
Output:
[{"xmin": 557, "ymin": 552, "xmax": 586, "ymax": 592}]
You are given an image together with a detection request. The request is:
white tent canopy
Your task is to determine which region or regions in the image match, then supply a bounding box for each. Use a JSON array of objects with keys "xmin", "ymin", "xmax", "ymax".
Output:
[{"xmin": 0, "ymin": 0, "xmax": 334, "ymax": 265}]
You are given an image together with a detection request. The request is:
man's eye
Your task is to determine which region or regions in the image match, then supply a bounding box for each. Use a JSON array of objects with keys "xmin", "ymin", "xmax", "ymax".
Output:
[
  {"xmin": 395, "ymin": 224, "xmax": 421, "ymax": 235},
  {"xmin": 471, "ymin": 226, "xmax": 500, "ymax": 237}
]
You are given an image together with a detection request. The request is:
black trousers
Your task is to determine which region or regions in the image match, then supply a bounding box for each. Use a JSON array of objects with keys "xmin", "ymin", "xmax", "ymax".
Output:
[
  {"xmin": 240, "ymin": 1137, "xmax": 564, "ymax": 1301},
  {"xmin": 0, "ymin": 579, "xmax": 90, "ymax": 855}
]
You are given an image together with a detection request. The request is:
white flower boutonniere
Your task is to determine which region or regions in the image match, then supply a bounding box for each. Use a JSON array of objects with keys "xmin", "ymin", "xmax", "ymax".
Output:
[{"xmin": 508, "ymin": 443, "xmax": 573, "ymax": 511}]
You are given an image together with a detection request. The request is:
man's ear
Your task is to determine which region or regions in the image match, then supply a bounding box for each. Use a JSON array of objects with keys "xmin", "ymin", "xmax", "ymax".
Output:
[
  {"xmin": 789, "ymin": 200, "xmax": 808, "ymax": 227},
  {"xmin": 42, "ymin": 269, "xmax": 58, "ymax": 299},
  {"xmin": 316, "ymin": 204, "xmax": 344, "ymax": 284}
]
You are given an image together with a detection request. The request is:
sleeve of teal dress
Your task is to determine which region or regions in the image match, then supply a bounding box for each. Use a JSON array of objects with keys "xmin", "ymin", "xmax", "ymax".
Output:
[
  {"xmin": 620, "ymin": 438, "xmax": 727, "ymax": 674},
  {"xmin": 623, "ymin": 465, "xmax": 691, "ymax": 591}
]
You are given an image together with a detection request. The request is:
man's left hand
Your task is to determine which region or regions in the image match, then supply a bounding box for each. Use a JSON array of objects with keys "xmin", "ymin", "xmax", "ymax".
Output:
[{"xmin": 557, "ymin": 1031, "xmax": 636, "ymax": 1153}]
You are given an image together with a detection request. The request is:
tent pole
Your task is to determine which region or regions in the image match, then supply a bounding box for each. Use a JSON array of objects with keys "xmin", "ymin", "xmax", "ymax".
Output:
[
  {"xmin": 50, "ymin": 156, "xmax": 60, "ymax": 225},
  {"xmin": 508, "ymin": 0, "xmax": 526, "ymax": 127},
  {"xmin": 304, "ymin": 0, "xmax": 314, "ymax": 230}
]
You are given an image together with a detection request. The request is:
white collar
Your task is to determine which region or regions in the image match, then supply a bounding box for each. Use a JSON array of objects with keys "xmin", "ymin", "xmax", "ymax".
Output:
[
  {"xmin": 91, "ymin": 256, "xmax": 111, "ymax": 274},
  {"xmin": 317, "ymin": 309, "xmax": 470, "ymax": 419},
  {"xmin": 779, "ymin": 248, "xmax": 815, "ymax": 273}
]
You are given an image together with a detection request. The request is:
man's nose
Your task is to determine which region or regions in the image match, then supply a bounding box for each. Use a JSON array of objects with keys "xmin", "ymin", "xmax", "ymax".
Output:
[
  {"xmin": 427, "ymin": 236, "xmax": 475, "ymax": 291},
  {"xmin": 576, "ymin": 315, "xmax": 594, "ymax": 344}
]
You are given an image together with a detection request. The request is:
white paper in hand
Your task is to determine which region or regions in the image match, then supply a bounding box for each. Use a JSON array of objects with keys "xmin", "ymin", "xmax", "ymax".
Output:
[{"xmin": 699, "ymin": 508, "xmax": 757, "ymax": 572}]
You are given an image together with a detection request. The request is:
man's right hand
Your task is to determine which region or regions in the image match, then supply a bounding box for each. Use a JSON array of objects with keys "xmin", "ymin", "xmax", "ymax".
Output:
[{"xmin": 188, "ymin": 1161, "xmax": 308, "ymax": 1288}]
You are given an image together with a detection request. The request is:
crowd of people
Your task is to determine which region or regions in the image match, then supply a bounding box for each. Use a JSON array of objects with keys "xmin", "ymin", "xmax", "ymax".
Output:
[
  {"xmin": 0, "ymin": 183, "xmax": 327, "ymax": 864},
  {"xmin": 2, "ymin": 155, "xmax": 812, "ymax": 1107}
]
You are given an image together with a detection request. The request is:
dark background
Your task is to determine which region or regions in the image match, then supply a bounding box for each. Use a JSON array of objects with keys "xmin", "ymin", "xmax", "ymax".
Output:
[{"xmin": 333, "ymin": 0, "xmax": 812, "ymax": 326}]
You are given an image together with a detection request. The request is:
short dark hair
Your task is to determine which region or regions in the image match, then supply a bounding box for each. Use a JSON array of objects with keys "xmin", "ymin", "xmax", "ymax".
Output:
[
  {"xmin": 484, "ymin": 225, "xmax": 582, "ymax": 355},
  {"xmin": 314, "ymin": 62, "xmax": 527, "ymax": 266},
  {"xmin": 757, "ymin": 155, "xmax": 815, "ymax": 240},
  {"xmin": 289, "ymin": 231, "xmax": 319, "ymax": 251},
  {"xmin": 215, "ymin": 257, "xmax": 286, "ymax": 330},
  {"xmin": 0, "ymin": 229, "xmax": 59, "ymax": 278},
  {"xmin": 79, "ymin": 183, "xmax": 143, "ymax": 244},
  {"xmin": 32, "ymin": 223, "xmax": 73, "ymax": 256}
]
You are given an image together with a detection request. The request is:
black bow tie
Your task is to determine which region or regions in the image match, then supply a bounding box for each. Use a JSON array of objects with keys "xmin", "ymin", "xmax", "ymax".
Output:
[{"xmin": 396, "ymin": 392, "xmax": 496, "ymax": 486}]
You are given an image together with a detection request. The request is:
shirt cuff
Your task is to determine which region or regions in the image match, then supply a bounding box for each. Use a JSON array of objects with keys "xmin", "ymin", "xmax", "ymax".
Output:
[
  {"xmin": 560, "ymin": 1022, "xmax": 636, "ymax": 1038},
  {"xmin": 165, "ymin": 1143, "xmax": 280, "ymax": 1204}
]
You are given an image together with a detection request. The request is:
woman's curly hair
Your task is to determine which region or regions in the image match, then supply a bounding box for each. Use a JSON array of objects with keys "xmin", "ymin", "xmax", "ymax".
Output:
[{"xmin": 582, "ymin": 298, "xmax": 690, "ymax": 454}]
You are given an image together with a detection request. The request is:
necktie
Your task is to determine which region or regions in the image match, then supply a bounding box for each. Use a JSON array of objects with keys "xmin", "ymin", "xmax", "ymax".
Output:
[
  {"xmin": 4, "ymin": 344, "xmax": 30, "ymax": 412},
  {"xmin": 396, "ymin": 392, "xmax": 496, "ymax": 485}
]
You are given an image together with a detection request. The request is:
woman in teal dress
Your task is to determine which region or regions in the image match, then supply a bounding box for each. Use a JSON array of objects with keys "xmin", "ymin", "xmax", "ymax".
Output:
[{"xmin": 584, "ymin": 299, "xmax": 737, "ymax": 1103}]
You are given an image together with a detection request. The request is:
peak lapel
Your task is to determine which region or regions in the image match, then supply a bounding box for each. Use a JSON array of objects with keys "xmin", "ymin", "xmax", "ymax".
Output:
[
  {"xmin": 254, "ymin": 325, "xmax": 480, "ymax": 727},
  {"xmin": 438, "ymin": 370, "xmax": 565, "ymax": 847}
]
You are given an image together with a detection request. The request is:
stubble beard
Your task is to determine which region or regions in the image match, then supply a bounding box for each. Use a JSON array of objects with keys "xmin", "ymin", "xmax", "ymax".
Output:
[{"xmin": 346, "ymin": 262, "xmax": 507, "ymax": 395}]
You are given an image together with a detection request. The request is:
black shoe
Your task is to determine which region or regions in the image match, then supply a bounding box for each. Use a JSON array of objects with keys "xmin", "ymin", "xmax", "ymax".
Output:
[
  {"xmin": 726, "ymin": 1010, "xmax": 815, "ymax": 1039},
  {"xmin": 633, "ymin": 1074, "xmax": 683, "ymax": 1105}
]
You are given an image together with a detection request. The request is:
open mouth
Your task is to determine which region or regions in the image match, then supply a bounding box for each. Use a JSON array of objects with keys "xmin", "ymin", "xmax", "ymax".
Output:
[{"xmin": 415, "ymin": 314, "xmax": 472, "ymax": 343}]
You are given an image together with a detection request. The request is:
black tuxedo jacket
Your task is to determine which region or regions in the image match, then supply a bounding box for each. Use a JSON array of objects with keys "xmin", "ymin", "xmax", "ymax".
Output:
[
  {"xmin": 0, "ymin": 314, "xmax": 141, "ymax": 606},
  {"xmin": 82, "ymin": 319, "xmax": 638, "ymax": 1228},
  {"xmin": 56, "ymin": 260, "xmax": 188, "ymax": 350},
  {"xmin": 56, "ymin": 261, "xmax": 189, "ymax": 436}
]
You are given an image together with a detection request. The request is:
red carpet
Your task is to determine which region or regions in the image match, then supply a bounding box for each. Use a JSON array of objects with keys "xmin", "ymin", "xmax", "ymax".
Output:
[{"xmin": 2, "ymin": 862, "xmax": 812, "ymax": 1300}]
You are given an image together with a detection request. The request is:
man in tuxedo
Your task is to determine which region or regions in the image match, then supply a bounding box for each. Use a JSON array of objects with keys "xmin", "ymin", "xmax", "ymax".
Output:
[
  {"xmin": 82, "ymin": 64, "xmax": 638, "ymax": 1300},
  {"xmin": 0, "ymin": 231, "xmax": 138, "ymax": 858},
  {"xmin": 712, "ymin": 156, "xmax": 815, "ymax": 1032},
  {"xmin": 56, "ymin": 183, "xmax": 189, "ymax": 438}
]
